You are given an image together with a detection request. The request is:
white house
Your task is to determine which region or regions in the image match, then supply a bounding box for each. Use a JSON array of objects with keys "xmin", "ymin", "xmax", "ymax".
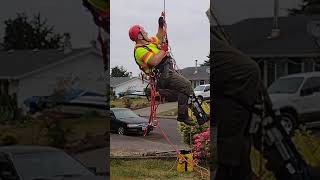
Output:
[
  {"xmin": 0, "ymin": 46, "xmax": 106, "ymax": 112},
  {"xmin": 110, "ymin": 76, "xmax": 148, "ymax": 97},
  {"xmin": 180, "ymin": 66, "xmax": 210, "ymax": 89}
]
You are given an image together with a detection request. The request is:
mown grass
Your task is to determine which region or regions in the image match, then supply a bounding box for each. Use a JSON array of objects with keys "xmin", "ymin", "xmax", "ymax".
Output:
[
  {"xmin": 158, "ymin": 108, "xmax": 178, "ymax": 116},
  {"xmin": 111, "ymin": 97, "xmax": 149, "ymax": 108},
  {"xmin": 0, "ymin": 117, "xmax": 107, "ymax": 145},
  {"xmin": 110, "ymin": 159, "xmax": 209, "ymax": 180}
]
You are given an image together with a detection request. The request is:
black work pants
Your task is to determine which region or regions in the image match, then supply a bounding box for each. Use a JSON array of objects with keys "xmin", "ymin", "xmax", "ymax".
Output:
[
  {"xmin": 212, "ymin": 28, "xmax": 261, "ymax": 180},
  {"xmin": 157, "ymin": 66, "xmax": 193, "ymax": 118}
]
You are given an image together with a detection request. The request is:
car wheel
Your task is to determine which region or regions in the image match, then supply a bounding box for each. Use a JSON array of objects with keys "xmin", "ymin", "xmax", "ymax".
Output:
[
  {"xmin": 117, "ymin": 126, "xmax": 126, "ymax": 135},
  {"xmin": 280, "ymin": 112, "xmax": 297, "ymax": 136}
]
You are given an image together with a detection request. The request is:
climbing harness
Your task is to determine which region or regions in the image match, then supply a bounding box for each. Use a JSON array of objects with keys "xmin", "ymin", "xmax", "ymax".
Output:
[
  {"xmin": 211, "ymin": 7, "xmax": 312, "ymax": 179},
  {"xmin": 137, "ymin": 1, "xmax": 210, "ymax": 178}
]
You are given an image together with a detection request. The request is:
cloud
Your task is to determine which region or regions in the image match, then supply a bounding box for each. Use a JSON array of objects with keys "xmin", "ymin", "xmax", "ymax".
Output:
[{"xmin": 110, "ymin": 0, "xmax": 210, "ymax": 76}]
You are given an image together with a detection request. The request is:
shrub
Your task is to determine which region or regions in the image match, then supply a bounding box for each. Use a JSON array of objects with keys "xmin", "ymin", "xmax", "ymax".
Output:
[
  {"xmin": 82, "ymin": 110, "xmax": 101, "ymax": 120},
  {"xmin": 192, "ymin": 128, "xmax": 210, "ymax": 165},
  {"xmin": 122, "ymin": 97, "xmax": 132, "ymax": 108},
  {"xmin": 46, "ymin": 119, "xmax": 73, "ymax": 148},
  {"xmin": 1, "ymin": 133, "xmax": 18, "ymax": 145},
  {"xmin": 178, "ymin": 122, "xmax": 209, "ymax": 146}
]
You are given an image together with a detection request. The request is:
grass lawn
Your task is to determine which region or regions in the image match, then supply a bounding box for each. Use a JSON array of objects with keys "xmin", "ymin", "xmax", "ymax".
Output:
[
  {"xmin": 157, "ymin": 100, "xmax": 210, "ymax": 117},
  {"xmin": 111, "ymin": 97, "xmax": 149, "ymax": 109},
  {"xmin": 62, "ymin": 117, "xmax": 107, "ymax": 140},
  {"xmin": 0, "ymin": 117, "xmax": 107, "ymax": 145},
  {"xmin": 110, "ymin": 159, "xmax": 209, "ymax": 180},
  {"xmin": 158, "ymin": 108, "xmax": 178, "ymax": 116}
]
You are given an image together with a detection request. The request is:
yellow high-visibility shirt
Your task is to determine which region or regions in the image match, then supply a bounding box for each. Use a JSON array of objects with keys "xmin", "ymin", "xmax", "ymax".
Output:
[{"xmin": 134, "ymin": 37, "xmax": 160, "ymax": 74}]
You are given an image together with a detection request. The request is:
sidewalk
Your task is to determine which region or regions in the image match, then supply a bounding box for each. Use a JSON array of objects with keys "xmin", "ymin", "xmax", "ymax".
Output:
[{"xmin": 133, "ymin": 102, "xmax": 177, "ymax": 119}]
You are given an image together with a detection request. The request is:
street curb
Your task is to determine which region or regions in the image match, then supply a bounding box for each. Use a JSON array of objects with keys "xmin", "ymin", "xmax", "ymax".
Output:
[
  {"xmin": 110, "ymin": 156, "xmax": 177, "ymax": 160},
  {"xmin": 140, "ymin": 115, "xmax": 177, "ymax": 119},
  {"xmin": 110, "ymin": 150, "xmax": 185, "ymax": 159}
]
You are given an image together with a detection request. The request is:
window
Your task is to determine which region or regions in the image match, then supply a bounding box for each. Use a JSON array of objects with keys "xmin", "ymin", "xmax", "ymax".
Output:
[
  {"xmin": 304, "ymin": 62, "xmax": 314, "ymax": 72},
  {"xmin": 268, "ymin": 77, "xmax": 304, "ymax": 94},
  {"xmin": 287, "ymin": 60, "xmax": 302, "ymax": 75},
  {"xmin": 204, "ymin": 85, "xmax": 210, "ymax": 92},
  {"xmin": 200, "ymin": 80, "xmax": 205, "ymax": 85},
  {"xmin": 301, "ymin": 77, "xmax": 320, "ymax": 96}
]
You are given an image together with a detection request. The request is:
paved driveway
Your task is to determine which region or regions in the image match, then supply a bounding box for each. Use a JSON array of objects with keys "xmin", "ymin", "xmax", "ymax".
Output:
[{"xmin": 110, "ymin": 118, "xmax": 189, "ymax": 156}]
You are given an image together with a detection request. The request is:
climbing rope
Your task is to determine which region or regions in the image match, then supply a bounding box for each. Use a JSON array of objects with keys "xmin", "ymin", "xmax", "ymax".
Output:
[
  {"xmin": 141, "ymin": 1, "xmax": 210, "ymax": 178},
  {"xmin": 144, "ymin": 64, "xmax": 210, "ymax": 179},
  {"xmin": 143, "ymin": 74, "xmax": 160, "ymax": 136}
]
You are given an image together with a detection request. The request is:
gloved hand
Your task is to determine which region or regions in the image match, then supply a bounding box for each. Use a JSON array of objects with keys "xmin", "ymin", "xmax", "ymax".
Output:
[
  {"xmin": 158, "ymin": 16, "xmax": 166, "ymax": 28},
  {"xmin": 160, "ymin": 43, "xmax": 169, "ymax": 52}
]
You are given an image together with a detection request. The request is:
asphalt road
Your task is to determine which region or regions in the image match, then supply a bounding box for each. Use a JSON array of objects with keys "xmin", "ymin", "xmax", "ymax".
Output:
[
  {"xmin": 73, "ymin": 122, "xmax": 320, "ymax": 175},
  {"xmin": 110, "ymin": 118, "xmax": 189, "ymax": 156}
]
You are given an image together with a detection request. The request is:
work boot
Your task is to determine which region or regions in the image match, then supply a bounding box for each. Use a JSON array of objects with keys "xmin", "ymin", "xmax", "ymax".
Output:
[{"xmin": 177, "ymin": 115, "xmax": 195, "ymax": 126}]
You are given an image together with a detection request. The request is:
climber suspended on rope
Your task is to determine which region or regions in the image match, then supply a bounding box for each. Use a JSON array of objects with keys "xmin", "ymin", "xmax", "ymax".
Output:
[
  {"xmin": 128, "ymin": 13, "xmax": 195, "ymax": 126},
  {"xmin": 208, "ymin": 5, "xmax": 318, "ymax": 180}
]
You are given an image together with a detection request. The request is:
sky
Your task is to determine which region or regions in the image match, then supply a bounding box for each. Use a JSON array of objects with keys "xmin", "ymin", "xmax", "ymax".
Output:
[
  {"xmin": 0, "ymin": 0, "xmax": 97, "ymax": 48},
  {"xmin": 110, "ymin": 0, "xmax": 211, "ymax": 76},
  {"xmin": 0, "ymin": 0, "xmax": 301, "ymax": 76}
]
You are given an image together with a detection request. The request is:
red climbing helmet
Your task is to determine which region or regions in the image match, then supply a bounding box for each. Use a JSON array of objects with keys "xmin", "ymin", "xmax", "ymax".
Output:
[{"xmin": 129, "ymin": 25, "xmax": 144, "ymax": 41}]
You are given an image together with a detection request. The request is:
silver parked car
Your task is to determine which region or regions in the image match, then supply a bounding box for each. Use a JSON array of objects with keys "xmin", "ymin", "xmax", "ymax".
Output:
[{"xmin": 268, "ymin": 72, "xmax": 320, "ymax": 135}]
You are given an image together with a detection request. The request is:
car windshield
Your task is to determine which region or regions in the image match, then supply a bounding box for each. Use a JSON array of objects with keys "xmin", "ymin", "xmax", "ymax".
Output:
[
  {"xmin": 11, "ymin": 151, "xmax": 94, "ymax": 180},
  {"xmin": 112, "ymin": 109, "xmax": 139, "ymax": 119},
  {"xmin": 194, "ymin": 86, "xmax": 205, "ymax": 91},
  {"xmin": 268, "ymin": 77, "xmax": 304, "ymax": 94}
]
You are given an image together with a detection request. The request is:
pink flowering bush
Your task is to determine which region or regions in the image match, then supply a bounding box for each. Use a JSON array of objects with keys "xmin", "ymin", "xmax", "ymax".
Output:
[{"xmin": 192, "ymin": 128, "xmax": 210, "ymax": 165}]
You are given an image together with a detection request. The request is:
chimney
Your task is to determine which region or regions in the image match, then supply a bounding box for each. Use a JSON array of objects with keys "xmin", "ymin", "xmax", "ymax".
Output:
[
  {"xmin": 269, "ymin": 0, "xmax": 280, "ymax": 39},
  {"xmin": 63, "ymin": 33, "xmax": 72, "ymax": 54},
  {"xmin": 193, "ymin": 60, "xmax": 198, "ymax": 74}
]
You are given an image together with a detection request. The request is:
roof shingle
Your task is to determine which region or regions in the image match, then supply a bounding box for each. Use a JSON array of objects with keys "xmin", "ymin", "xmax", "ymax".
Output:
[
  {"xmin": 223, "ymin": 15, "xmax": 320, "ymax": 57},
  {"xmin": 180, "ymin": 66, "xmax": 210, "ymax": 80},
  {"xmin": 0, "ymin": 48, "xmax": 91, "ymax": 78}
]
